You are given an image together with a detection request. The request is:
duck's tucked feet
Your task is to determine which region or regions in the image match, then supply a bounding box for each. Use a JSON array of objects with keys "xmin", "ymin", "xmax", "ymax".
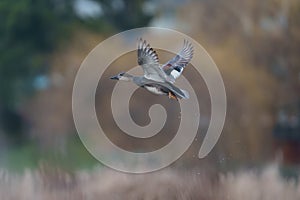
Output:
[{"xmin": 168, "ymin": 92, "xmax": 178, "ymax": 101}]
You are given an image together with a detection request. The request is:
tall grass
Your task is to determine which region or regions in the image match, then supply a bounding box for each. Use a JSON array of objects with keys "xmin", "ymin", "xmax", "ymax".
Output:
[{"xmin": 0, "ymin": 165, "xmax": 299, "ymax": 200}]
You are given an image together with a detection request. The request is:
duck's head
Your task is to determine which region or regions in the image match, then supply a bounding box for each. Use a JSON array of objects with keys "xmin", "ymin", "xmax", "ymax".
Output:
[{"xmin": 110, "ymin": 72, "xmax": 133, "ymax": 81}]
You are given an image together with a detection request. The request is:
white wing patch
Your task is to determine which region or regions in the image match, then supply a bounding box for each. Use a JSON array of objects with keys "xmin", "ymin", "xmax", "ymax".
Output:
[{"xmin": 170, "ymin": 68, "xmax": 182, "ymax": 79}]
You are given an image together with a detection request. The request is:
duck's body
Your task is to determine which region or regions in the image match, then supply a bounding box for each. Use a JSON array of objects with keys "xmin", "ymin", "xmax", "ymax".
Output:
[
  {"xmin": 110, "ymin": 38, "xmax": 194, "ymax": 100},
  {"xmin": 133, "ymin": 76, "xmax": 189, "ymax": 100}
]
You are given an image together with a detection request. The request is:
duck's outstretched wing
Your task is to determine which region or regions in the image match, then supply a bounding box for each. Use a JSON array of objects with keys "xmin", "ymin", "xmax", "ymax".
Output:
[
  {"xmin": 137, "ymin": 38, "xmax": 168, "ymax": 82},
  {"xmin": 162, "ymin": 40, "xmax": 194, "ymax": 82}
]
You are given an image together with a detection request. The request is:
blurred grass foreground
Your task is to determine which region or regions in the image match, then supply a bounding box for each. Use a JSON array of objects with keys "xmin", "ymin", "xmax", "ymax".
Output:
[
  {"xmin": 0, "ymin": 0, "xmax": 300, "ymax": 199},
  {"xmin": 0, "ymin": 165, "xmax": 299, "ymax": 199}
]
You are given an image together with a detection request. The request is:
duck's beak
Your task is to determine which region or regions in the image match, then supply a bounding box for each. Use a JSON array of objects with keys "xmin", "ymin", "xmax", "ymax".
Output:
[{"xmin": 110, "ymin": 75, "xmax": 119, "ymax": 80}]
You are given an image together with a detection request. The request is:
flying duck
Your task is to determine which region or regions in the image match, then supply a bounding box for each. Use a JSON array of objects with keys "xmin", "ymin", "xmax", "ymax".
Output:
[{"xmin": 110, "ymin": 38, "xmax": 194, "ymax": 100}]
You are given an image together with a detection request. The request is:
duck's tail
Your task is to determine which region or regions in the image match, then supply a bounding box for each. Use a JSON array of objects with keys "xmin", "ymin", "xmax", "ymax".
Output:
[{"xmin": 180, "ymin": 89, "xmax": 190, "ymax": 99}]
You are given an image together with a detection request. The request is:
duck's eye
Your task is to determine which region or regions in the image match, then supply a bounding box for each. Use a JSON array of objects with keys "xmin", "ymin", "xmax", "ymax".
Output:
[{"xmin": 119, "ymin": 72, "xmax": 125, "ymax": 76}]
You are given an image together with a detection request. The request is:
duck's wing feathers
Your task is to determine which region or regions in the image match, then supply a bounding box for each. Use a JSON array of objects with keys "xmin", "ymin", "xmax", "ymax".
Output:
[
  {"xmin": 137, "ymin": 38, "xmax": 168, "ymax": 82},
  {"xmin": 162, "ymin": 40, "xmax": 194, "ymax": 82}
]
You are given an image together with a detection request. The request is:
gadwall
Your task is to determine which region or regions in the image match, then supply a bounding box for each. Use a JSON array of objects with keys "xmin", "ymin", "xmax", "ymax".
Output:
[{"xmin": 110, "ymin": 38, "xmax": 193, "ymax": 100}]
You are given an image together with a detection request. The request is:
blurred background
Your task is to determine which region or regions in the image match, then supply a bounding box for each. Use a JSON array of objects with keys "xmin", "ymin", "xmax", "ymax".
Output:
[{"xmin": 0, "ymin": 0, "xmax": 299, "ymax": 199}]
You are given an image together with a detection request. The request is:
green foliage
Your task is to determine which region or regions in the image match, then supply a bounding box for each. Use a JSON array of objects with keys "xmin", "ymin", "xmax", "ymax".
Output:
[
  {"xmin": 1, "ymin": 141, "xmax": 41, "ymax": 171},
  {"xmin": 0, "ymin": 0, "xmax": 153, "ymax": 147},
  {"xmin": 0, "ymin": 0, "xmax": 153, "ymax": 108},
  {"xmin": 0, "ymin": 0, "xmax": 75, "ymax": 107},
  {"xmin": 96, "ymin": 0, "xmax": 153, "ymax": 31},
  {"xmin": 1, "ymin": 135, "xmax": 99, "ymax": 172}
]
